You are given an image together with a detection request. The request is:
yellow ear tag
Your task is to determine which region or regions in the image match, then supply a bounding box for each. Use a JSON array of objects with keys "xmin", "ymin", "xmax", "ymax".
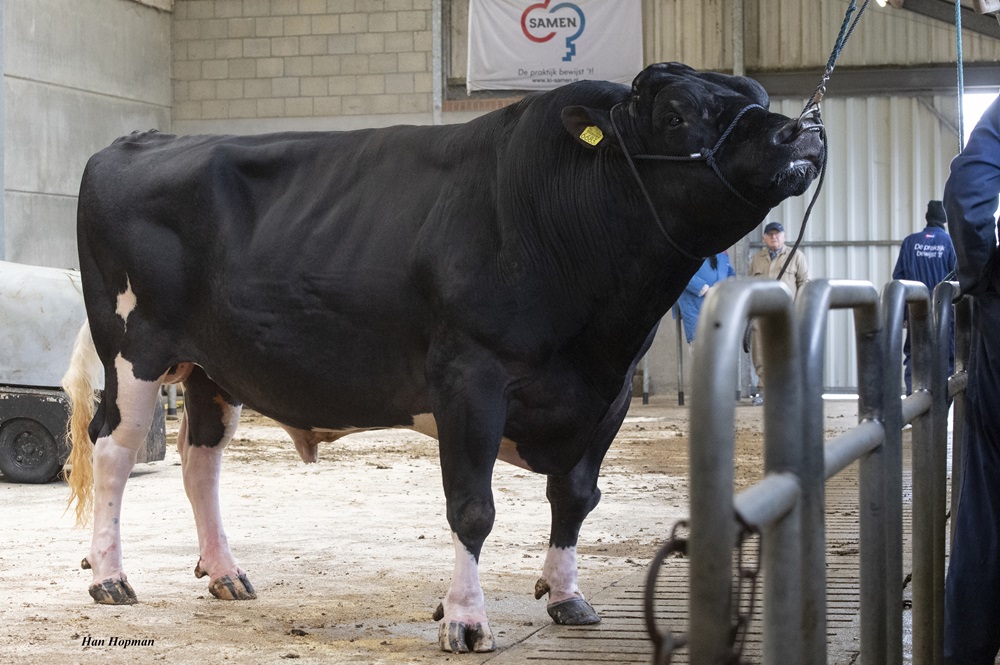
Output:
[{"xmin": 579, "ymin": 126, "xmax": 604, "ymax": 146}]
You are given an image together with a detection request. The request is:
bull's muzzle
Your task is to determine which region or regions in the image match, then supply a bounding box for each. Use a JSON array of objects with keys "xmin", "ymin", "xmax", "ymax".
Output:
[{"xmin": 775, "ymin": 111, "xmax": 823, "ymax": 145}]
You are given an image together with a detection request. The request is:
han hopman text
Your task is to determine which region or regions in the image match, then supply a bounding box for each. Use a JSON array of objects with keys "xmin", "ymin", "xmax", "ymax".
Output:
[{"xmin": 81, "ymin": 636, "xmax": 154, "ymax": 648}]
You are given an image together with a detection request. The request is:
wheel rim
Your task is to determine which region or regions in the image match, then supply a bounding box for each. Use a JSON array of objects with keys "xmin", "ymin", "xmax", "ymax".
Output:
[{"xmin": 1, "ymin": 419, "xmax": 56, "ymax": 471}]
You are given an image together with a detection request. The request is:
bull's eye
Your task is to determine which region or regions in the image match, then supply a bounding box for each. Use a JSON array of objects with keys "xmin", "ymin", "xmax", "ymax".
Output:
[{"xmin": 666, "ymin": 114, "xmax": 683, "ymax": 128}]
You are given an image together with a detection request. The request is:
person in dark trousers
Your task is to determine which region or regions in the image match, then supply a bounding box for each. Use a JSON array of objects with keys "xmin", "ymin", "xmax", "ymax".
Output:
[
  {"xmin": 943, "ymin": 93, "xmax": 1000, "ymax": 665},
  {"xmin": 892, "ymin": 200, "xmax": 956, "ymax": 394}
]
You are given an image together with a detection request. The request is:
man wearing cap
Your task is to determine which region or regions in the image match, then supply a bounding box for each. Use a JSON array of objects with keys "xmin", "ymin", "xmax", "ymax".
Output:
[
  {"xmin": 748, "ymin": 221, "xmax": 809, "ymax": 404},
  {"xmin": 892, "ymin": 200, "xmax": 956, "ymax": 394}
]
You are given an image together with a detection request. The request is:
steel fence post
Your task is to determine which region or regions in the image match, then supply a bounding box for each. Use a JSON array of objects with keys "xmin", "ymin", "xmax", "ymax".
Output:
[
  {"xmin": 689, "ymin": 279, "xmax": 802, "ymax": 664},
  {"xmin": 931, "ymin": 282, "xmax": 958, "ymax": 665},
  {"xmin": 798, "ymin": 280, "xmax": 883, "ymax": 664},
  {"xmin": 908, "ymin": 283, "xmax": 935, "ymax": 665},
  {"xmin": 880, "ymin": 280, "xmax": 924, "ymax": 665},
  {"xmin": 949, "ymin": 295, "xmax": 971, "ymax": 549}
]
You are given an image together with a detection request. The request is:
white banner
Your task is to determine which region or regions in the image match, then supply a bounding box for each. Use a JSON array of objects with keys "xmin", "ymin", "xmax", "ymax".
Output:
[{"xmin": 467, "ymin": 0, "xmax": 643, "ymax": 92}]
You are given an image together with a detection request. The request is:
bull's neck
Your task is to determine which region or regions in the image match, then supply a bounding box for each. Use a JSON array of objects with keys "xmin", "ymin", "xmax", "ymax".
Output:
[{"xmin": 498, "ymin": 149, "xmax": 706, "ymax": 388}]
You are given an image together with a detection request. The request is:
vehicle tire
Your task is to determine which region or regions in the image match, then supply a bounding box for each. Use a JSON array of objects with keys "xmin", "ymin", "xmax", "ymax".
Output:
[{"xmin": 0, "ymin": 418, "xmax": 61, "ymax": 483}]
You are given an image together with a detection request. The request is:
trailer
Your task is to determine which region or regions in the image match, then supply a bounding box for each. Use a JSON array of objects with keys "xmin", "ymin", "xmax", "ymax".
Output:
[{"xmin": 0, "ymin": 261, "xmax": 165, "ymax": 483}]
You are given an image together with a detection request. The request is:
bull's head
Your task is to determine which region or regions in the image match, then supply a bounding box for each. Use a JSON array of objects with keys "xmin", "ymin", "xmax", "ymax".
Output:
[{"xmin": 561, "ymin": 62, "xmax": 825, "ymax": 255}]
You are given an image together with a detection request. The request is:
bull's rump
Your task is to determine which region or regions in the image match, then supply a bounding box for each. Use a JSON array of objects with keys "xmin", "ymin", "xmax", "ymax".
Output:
[{"xmin": 75, "ymin": 127, "xmax": 491, "ymax": 429}]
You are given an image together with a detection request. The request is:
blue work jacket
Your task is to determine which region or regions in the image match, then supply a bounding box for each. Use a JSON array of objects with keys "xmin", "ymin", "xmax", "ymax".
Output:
[
  {"xmin": 672, "ymin": 252, "xmax": 736, "ymax": 343},
  {"xmin": 892, "ymin": 225, "xmax": 956, "ymax": 291}
]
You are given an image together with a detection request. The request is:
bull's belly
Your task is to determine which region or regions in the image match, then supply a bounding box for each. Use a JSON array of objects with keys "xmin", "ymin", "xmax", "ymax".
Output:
[
  {"xmin": 184, "ymin": 302, "xmax": 627, "ymax": 474},
  {"xmin": 192, "ymin": 332, "xmax": 432, "ymax": 432}
]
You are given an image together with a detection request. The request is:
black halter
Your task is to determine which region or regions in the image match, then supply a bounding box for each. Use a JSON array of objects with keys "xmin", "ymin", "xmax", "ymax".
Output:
[{"xmin": 608, "ymin": 102, "xmax": 769, "ymax": 261}]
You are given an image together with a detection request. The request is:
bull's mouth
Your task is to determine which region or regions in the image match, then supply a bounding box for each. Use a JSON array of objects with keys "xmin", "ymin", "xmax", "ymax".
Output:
[
  {"xmin": 771, "ymin": 154, "xmax": 821, "ymax": 192},
  {"xmin": 785, "ymin": 158, "xmax": 818, "ymax": 179}
]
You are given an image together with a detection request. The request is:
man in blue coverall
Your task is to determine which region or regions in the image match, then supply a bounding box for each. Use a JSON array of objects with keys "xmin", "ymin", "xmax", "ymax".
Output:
[
  {"xmin": 943, "ymin": 93, "xmax": 1000, "ymax": 665},
  {"xmin": 892, "ymin": 200, "xmax": 956, "ymax": 394}
]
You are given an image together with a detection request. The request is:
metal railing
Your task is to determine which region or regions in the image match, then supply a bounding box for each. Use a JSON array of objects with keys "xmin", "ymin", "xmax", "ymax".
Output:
[{"xmin": 652, "ymin": 277, "xmax": 967, "ymax": 665}]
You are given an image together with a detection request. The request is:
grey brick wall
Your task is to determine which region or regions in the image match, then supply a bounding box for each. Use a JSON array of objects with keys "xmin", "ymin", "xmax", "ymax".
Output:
[{"xmin": 172, "ymin": 0, "xmax": 434, "ymax": 125}]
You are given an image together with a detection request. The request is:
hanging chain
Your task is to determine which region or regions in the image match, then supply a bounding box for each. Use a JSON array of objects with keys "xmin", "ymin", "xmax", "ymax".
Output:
[
  {"xmin": 645, "ymin": 521, "xmax": 762, "ymax": 665},
  {"xmin": 730, "ymin": 527, "xmax": 763, "ymax": 663},
  {"xmin": 646, "ymin": 520, "xmax": 689, "ymax": 665}
]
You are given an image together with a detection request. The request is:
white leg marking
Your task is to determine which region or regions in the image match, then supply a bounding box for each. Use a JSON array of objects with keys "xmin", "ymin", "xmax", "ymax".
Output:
[
  {"xmin": 88, "ymin": 356, "xmax": 160, "ymax": 585},
  {"xmin": 88, "ymin": 434, "xmax": 139, "ymax": 582},
  {"xmin": 439, "ymin": 533, "xmax": 495, "ymax": 652},
  {"xmin": 179, "ymin": 402, "xmax": 245, "ymax": 582},
  {"xmin": 541, "ymin": 545, "xmax": 584, "ymax": 603},
  {"xmin": 445, "ymin": 533, "xmax": 487, "ymax": 622}
]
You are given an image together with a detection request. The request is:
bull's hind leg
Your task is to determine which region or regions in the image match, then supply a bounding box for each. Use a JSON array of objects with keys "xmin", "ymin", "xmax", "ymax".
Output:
[
  {"xmin": 85, "ymin": 357, "xmax": 163, "ymax": 604},
  {"xmin": 178, "ymin": 367, "xmax": 255, "ymax": 600}
]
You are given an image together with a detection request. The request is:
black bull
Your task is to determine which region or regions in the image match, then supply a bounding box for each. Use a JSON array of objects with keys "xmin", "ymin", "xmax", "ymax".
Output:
[{"xmin": 63, "ymin": 62, "xmax": 823, "ymax": 653}]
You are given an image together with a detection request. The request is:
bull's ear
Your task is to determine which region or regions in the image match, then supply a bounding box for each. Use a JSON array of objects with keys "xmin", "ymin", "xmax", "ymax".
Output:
[{"xmin": 561, "ymin": 106, "xmax": 617, "ymax": 150}]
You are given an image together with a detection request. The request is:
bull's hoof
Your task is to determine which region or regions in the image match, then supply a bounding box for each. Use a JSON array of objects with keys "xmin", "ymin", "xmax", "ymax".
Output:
[
  {"xmin": 547, "ymin": 597, "xmax": 601, "ymax": 625},
  {"xmin": 208, "ymin": 573, "xmax": 257, "ymax": 600},
  {"xmin": 437, "ymin": 618, "xmax": 496, "ymax": 653},
  {"xmin": 81, "ymin": 557, "xmax": 92, "ymax": 570},
  {"xmin": 194, "ymin": 558, "xmax": 256, "ymax": 600},
  {"xmin": 88, "ymin": 578, "xmax": 138, "ymax": 605}
]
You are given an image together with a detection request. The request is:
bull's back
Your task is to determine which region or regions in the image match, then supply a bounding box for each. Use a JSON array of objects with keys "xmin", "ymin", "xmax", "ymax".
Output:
[{"xmin": 76, "ymin": 124, "xmax": 500, "ymax": 429}]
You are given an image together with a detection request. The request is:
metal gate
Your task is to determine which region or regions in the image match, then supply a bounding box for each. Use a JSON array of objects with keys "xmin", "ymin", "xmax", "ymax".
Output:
[{"xmin": 647, "ymin": 277, "xmax": 970, "ymax": 665}]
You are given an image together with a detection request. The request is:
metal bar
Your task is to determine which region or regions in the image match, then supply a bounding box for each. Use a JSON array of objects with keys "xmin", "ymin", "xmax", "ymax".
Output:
[
  {"xmin": 674, "ymin": 304, "xmax": 684, "ymax": 406},
  {"xmin": 689, "ymin": 279, "xmax": 802, "ymax": 665},
  {"xmin": 732, "ymin": 0, "xmax": 744, "ymax": 77},
  {"xmin": 0, "ymin": 0, "xmax": 5, "ymax": 260},
  {"xmin": 431, "ymin": 0, "xmax": 443, "ymax": 126},
  {"xmin": 823, "ymin": 420, "xmax": 885, "ymax": 480},
  {"xmin": 881, "ymin": 280, "xmax": 932, "ymax": 665},
  {"xmin": 642, "ymin": 354, "xmax": 650, "ymax": 405},
  {"xmin": 902, "ymin": 391, "xmax": 934, "ymax": 424},
  {"xmin": 734, "ymin": 472, "xmax": 800, "ymax": 533},
  {"xmin": 166, "ymin": 384, "xmax": 177, "ymax": 418},
  {"xmin": 842, "ymin": 285, "xmax": 889, "ymax": 665},
  {"xmin": 796, "ymin": 279, "xmax": 879, "ymax": 664},
  {"xmin": 930, "ymin": 282, "xmax": 959, "ymax": 665},
  {"xmin": 748, "ymin": 63, "xmax": 1000, "ymax": 97},
  {"xmin": 947, "ymin": 372, "xmax": 968, "ymax": 398},
  {"xmin": 908, "ymin": 280, "xmax": 935, "ymax": 665},
  {"xmin": 950, "ymin": 296, "xmax": 972, "ymax": 550}
]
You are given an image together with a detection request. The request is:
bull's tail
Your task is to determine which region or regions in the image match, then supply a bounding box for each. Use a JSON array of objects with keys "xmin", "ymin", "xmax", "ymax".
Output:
[{"xmin": 62, "ymin": 321, "xmax": 102, "ymax": 527}]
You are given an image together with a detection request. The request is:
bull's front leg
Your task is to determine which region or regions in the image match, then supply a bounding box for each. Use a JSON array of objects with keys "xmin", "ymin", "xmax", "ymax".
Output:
[
  {"xmin": 534, "ymin": 445, "xmax": 609, "ymax": 625},
  {"xmin": 428, "ymin": 343, "xmax": 507, "ymax": 653}
]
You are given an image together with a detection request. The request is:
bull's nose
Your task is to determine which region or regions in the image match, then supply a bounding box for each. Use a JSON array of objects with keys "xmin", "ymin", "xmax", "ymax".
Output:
[
  {"xmin": 798, "ymin": 109, "xmax": 823, "ymax": 132},
  {"xmin": 774, "ymin": 113, "xmax": 823, "ymax": 145}
]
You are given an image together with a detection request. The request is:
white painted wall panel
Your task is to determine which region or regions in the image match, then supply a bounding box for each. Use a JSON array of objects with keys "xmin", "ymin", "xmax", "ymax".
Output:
[
  {"xmin": 761, "ymin": 94, "xmax": 960, "ymax": 389},
  {"xmin": 3, "ymin": 0, "xmax": 172, "ymax": 268}
]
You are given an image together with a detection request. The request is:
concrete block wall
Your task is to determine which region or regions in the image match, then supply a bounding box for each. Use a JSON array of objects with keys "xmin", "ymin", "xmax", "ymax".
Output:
[
  {"xmin": 3, "ymin": 0, "xmax": 172, "ymax": 269},
  {"xmin": 172, "ymin": 0, "xmax": 435, "ymax": 134}
]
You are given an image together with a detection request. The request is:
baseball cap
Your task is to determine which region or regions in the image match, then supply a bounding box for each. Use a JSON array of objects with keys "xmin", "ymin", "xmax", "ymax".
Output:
[{"xmin": 763, "ymin": 222, "xmax": 784, "ymax": 234}]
